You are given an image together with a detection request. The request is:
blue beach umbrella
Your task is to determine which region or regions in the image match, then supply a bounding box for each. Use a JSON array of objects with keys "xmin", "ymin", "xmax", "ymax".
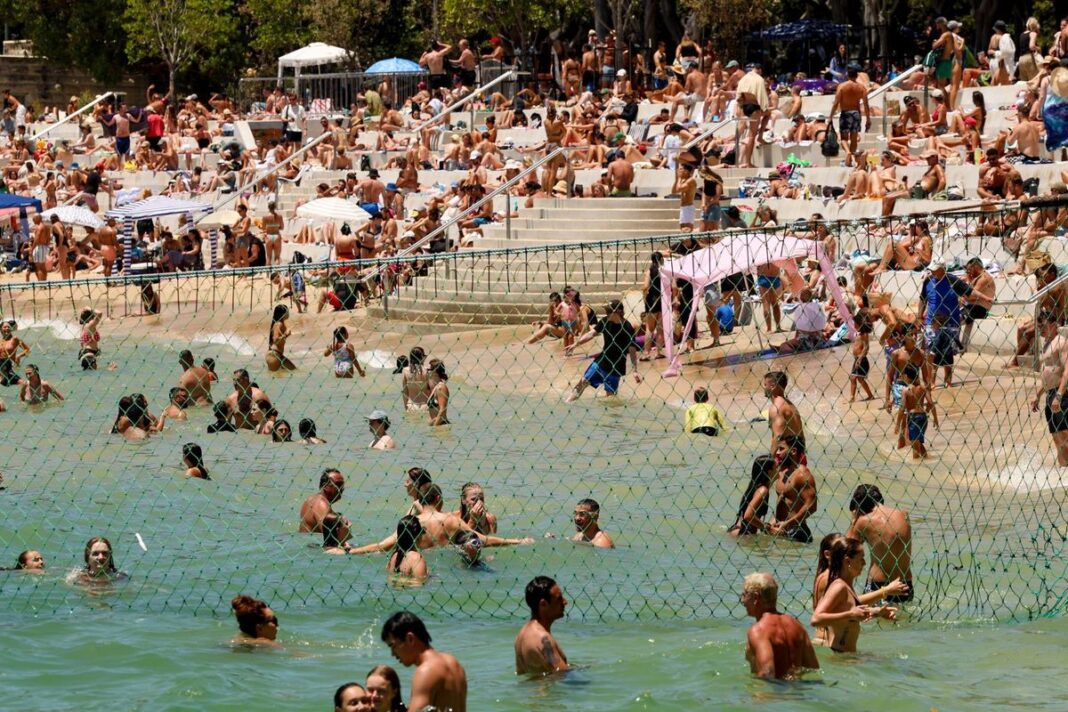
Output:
[{"xmin": 365, "ymin": 57, "xmax": 423, "ymax": 74}]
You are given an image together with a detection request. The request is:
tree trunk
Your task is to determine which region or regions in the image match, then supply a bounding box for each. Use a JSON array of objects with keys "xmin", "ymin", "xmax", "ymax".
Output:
[
  {"xmin": 659, "ymin": 0, "xmax": 684, "ymax": 44},
  {"xmin": 594, "ymin": 0, "xmax": 611, "ymax": 38},
  {"xmin": 169, "ymin": 65, "xmax": 177, "ymax": 104}
]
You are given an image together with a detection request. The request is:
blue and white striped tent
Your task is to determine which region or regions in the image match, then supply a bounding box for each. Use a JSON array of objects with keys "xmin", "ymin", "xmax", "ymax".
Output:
[{"xmin": 105, "ymin": 196, "xmax": 214, "ymax": 271}]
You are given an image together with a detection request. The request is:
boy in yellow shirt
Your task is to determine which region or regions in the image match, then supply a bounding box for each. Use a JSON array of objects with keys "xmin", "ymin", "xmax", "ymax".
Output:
[{"xmin": 684, "ymin": 387, "xmax": 727, "ymax": 436}]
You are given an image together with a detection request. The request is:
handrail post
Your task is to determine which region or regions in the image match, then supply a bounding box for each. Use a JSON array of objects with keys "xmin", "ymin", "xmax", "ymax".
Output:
[
  {"xmin": 506, "ymin": 196, "xmax": 512, "ymax": 241},
  {"xmin": 212, "ymin": 131, "xmax": 333, "ymax": 212},
  {"xmin": 414, "ymin": 70, "xmax": 516, "ymax": 132}
]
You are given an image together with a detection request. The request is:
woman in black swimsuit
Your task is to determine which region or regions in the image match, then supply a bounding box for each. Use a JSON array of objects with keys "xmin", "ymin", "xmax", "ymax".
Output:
[
  {"xmin": 0, "ymin": 321, "xmax": 29, "ymax": 386},
  {"xmin": 642, "ymin": 252, "xmax": 664, "ymax": 359},
  {"xmin": 729, "ymin": 456, "xmax": 774, "ymax": 536}
]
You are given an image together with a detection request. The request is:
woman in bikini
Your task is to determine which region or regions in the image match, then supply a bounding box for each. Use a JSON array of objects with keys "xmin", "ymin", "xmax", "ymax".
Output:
[
  {"xmin": 261, "ymin": 201, "xmax": 284, "ymax": 267},
  {"xmin": 811, "ymin": 536, "xmax": 897, "ymax": 652},
  {"xmin": 386, "ymin": 516, "xmax": 428, "ymax": 582},
  {"xmin": 0, "ymin": 321, "xmax": 29, "ymax": 387},
  {"xmin": 19, "ymin": 364, "xmax": 63, "ymax": 405},
  {"xmin": 642, "ymin": 253, "xmax": 665, "ymax": 360},
  {"xmin": 454, "ymin": 482, "xmax": 498, "ymax": 535},
  {"xmin": 426, "ymin": 359, "xmax": 450, "ymax": 426},
  {"xmin": 527, "ymin": 292, "xmax": 568, "ymax": 345},
  {"xmin": 182, "ymin": 442, "xmax": 210, "ymax": 479},
  {"xmin": 324, "ymin": 326, "xmax": 365, "ymax": 379},
  {"xmin": 401, "ymin": 346, "xmax": 430, "ymax": 410},
  {"xmin": 78, "ymin": 307, "xmax": 103, "ymax": 370},
  {"xmin": 728, "ymin": 456, "xmax": 774, "ymax": 537},
  {"xmin": 265, "ymin": 304, "xmax": 296, "ymax": 372}
]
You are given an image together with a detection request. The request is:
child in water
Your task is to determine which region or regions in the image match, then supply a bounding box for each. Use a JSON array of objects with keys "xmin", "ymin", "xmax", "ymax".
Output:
[
  {"xmin": 684, "ymin": 387, "xmax": 727, "ymax": 436},
  {"xmin": 850, "ymin": 310, "xmax": 876, "ymax": 402}
]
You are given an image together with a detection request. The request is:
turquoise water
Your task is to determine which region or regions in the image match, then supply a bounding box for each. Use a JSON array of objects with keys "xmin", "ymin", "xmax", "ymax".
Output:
[{"xmin": 0, "ymin": 315, "xmax": 1065, "ymax": 708}]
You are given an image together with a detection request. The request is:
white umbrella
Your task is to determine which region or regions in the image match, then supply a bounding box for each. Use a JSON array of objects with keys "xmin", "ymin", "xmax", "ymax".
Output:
[
  {"xmin": 195, "ymin": 209, "xmax": 242, "ymax": 228},
  {"xmin": 296, "ymin": 197, "xmax": 371, "ymax": 225},
  {"xmin": 40, "ymin": 205, "xmax": 105, "ymax": 229}
]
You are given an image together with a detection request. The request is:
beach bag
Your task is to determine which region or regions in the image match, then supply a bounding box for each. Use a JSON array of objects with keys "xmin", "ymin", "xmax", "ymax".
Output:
[
  {"xmin": 821, "ymin": 124, "xmax": 839, "ymax": 158},
  {"xmin": 923, "ymin": 50, "xmax": 938, "ymax": 69},
  {"xmin": 738, "ymin": 299, "xmax": 754, "ymax": 327}
]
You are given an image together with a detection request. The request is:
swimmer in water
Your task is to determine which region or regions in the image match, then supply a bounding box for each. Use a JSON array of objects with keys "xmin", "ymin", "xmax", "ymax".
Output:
[
  {"xmin": 426, "ymin": 359, "xmax": 450, "ymax": 426},
  {"xmin": 0, "ymin": 321, "xmax": 30, "ymax": 386},
  {"xmin": 177, "ymin": 350, "xmax": 213, "ymax": 405},
  {"xmin": 366, "ymin": 409, "xmax": 396, "ymax": 449},
  {"xmin": 364, "ymin": 665, "xmax": 405, "ymax": 712},
  {"xmin": 182, "ymin": 442, "xmax": 210, "ymax": 479},
  {"xmin": 161, "ymin": 386, "xmax": 190, "ymax": 421},
  {"xmin": 271, "ymin": 418, "xmax": 293, "ymax": 442},
  {"xmin": 230, "ymin": 594, "xmax": 281, "ymax": 648},
  {"xmin": 400, "ymin": 346, "xmax": 430, "ymax": 410},
  {"xmin": 78, "ymin": 307, "xmax": 102, "ymax": 370},
  {"xmin": 333, "ymin": 682, "xmax": 372, "ymax": 712},
  {"xmin": 265, "ymin": 304, "xmax": 297, "ymax": 372},
  {"xmin": 810, "ymin": 536, "xmax": 897, "ymax": 653},
  {"xmin": 321, "ymin": 512, "xmax": 353, "ymax": 554},
  {"xmin": 297, "ymin": 418, "xmax": 327, "ymax": 444},
  {"xmin": 570, "ymin": 498, "xmax": 614, "ymax": 548},
  {"xmin": 387, "ymin": 515, "xmax": 429, "ymax": 581},
  {"xmin": 207, "ymin": 401, "xmax": 237, "ymax": 433},
  {"xmin": 80, "ymin": 536, "xmax": 124, "ymax": 583},
  {"xmin": 325, "ymin": 326, "xmax": 365, "ymax": 378},
  {"xmin": 112, "ymin": 395, "xmax": 149, "ymax": 439},
  {"xmin": 14, "ymin": 550, "xmax": 45, "ymax": 571},
  {"xmin": 299, "ymin": 469, "xmax": 347, "ymax": 533},
  {"xmin": 514, "ymin": 575, "xmax": 570, "ymax": 674},
  {"xmin": 454, "ymin": 482, "xmax": 498, "ymax": 535},
  {"xmin": 742, "ymin": 572, "xmax": 820, "ymax": 679},
  {"xmin": 18, "ymin": 364, "xmax": 63, "ymax": 405}
]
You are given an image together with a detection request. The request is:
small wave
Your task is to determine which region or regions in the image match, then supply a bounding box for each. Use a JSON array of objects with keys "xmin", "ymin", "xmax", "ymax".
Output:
[
  {"xmin": 15, "ymin": 318, "xmax": 81, "ymax": 341},
  {"xmin": 358, "ymin": 350, "xmax": 396, "ymax": 370},
  {"xmin": 192, "ymin": 332, "xmax": 257, "ymax": 357}
]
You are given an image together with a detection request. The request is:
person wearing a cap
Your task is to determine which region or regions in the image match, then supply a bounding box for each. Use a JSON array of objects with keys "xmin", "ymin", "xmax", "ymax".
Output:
[
  {"xmin": 668, "ymin": 60, "xmax": 707, "ymax": 124},
  {"xmin": 565, "ymin": 299, "xmax": 641, "ymax": 401},
  {"xmin": 367, "ymin": 410, "xmax": 396, "ymax": 450},
  {"xmin": 943, "ymin": 21, "xmax": 966, "ymax": 109},
  {"xmin": 613, "ymin": 68, "xmax": 631, "ymax": 97},
  {"xmin": 581, "ymin": 41, "xmax": 600, "ymax": 92},
  {"xmin": 916, "ymin": 149, "xmax": 945, "ymax": 198}
]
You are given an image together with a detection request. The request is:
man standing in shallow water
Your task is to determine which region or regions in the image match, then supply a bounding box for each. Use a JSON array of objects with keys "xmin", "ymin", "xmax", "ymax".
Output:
[
  {"xmin": 763, "ymin": 370, "xmax": 805, "ymax": 456},
  {"xmin": 515, "ymin": 576, "xmax": 570, "ymax": 675},
  {"xmin": 177, "ymin": 350, "xmax": 212, "ymax": 405},
  {"xmin": 299, "ymin": 468, "xmax": 345, "ymax": 533},
  {"xmin": 742, "ymin": 572, "xmax": 819, "ymax": 679},
  {"xmin": 381, "ymin": 611, "xmax": 467, "ymax": 712},
  {"xmin": 565, "ymin": 300, "xmax": 641, "ymax": 401},
  {"xmin": 767, "ymin": 436, "xmax": 817, "ymax": 543},
  {"xmin": 1032, "ymin": 311, "xmax": 1068, "ymax": 466},
  {"xmin": 847, "ymin": 484, "xmax": 914, "ymax": 602}
]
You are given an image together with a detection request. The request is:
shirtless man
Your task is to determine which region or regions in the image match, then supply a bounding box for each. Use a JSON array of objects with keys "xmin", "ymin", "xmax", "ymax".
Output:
[
  {"xmin": 452, "ymin": 39, "xmax": 477, "ymax": 88},
  {"xmin": 673, "ymin": 163, "xmax": 697, "ymax": 232},
  {"xmin": 161, "ymin": 387, "xmax": 190, "ymax": 421},
  {"xmin": 960, "ymin": 257, "xmax": 995, "ymax": 351},
  {"xmin": 830, "ymin": 66, "xmax": 870, "ymax": 164},
  {"xmin": 763, "ymin": 370, "xmax": 804, "ymax": 456},
  {"xmin": 742, "ymin": 572, "xmax": 819, "ymax": 680},
  {"xmin": 381, "ymin": 611, "xmax": 467, "ymax": 712},
  {"xmin": 607, "ymin": 151, "xmax": 634, "ymax": 197},
  {"xmin": 1032, "ymin": 311, "xmax": 1068, "ymax": 466},
  {"xmin": 767, "ymin": 436, "xmax": 817, "ymax": 543},
  {"xmin": 562, "ymin": 52, "xmax": 582, "ymax": 97},
  {"xmin": 225, "ymin": 368, "xmax": 270, "ymax": 415},
  {"xmin": 96, "ymin": 217, "xmax": 118, "ymax": 277},
  {"xmin": 846, "ymin": 484, "xmax": 913, "ymax": 602},
  {"xmin": 177, "ymin": 350, "xmax": 212, "ymax": 404},
  {"xmin": 581, "ymin": 43, "xmax": 600, "ymax": 92},
  {"xmin": 918, "ymin": 150, "xmax": 946, "ymax": 198},
  {"xmin": 420, "ymin": 41, "xmax": 453, "ymax": 90},
  {"xmin": 669, "ymin": 63, "xmax": 707, "ymax": 123},
  {"xmin": 571, "ymin": 498, "xmax": 614, "ymax": 548},
  {"xmin": 299, "ymin": 468, "xmax": 346, "ymax": 533},
  {"xmin": 106, "ymin": 104, "xmax": 132, "ymax": 166},
  {"xmin": 357, "ymin": 169, "xmax": 386, "ymax": 207},
  {"xmin": 29, "ymin": 213, "xmax": 51, "ymax": 281},
  {"xmin": 1000, "ymin": 106, "xmax": 1042, "ymax": 163},
  {"xmin": 515, "ymin": 576, "xmax": 570, "ymax": 675},
  {"xmin": 541, "ymin": 107, "xmax": 567, "ymax": 195}
]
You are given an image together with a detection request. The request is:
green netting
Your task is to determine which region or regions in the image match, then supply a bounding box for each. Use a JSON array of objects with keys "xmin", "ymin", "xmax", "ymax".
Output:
[{"xmin": 0, "ymin": 209, "xmax": 1066, "ymax": 623}]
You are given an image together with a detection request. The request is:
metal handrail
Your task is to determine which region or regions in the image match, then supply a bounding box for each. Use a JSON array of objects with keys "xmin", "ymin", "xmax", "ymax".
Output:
[
  {"xmin": 361, "ymin": 145, "xmax": 581, "ymax": 287},
  {"xmin": 683, "ymin": 117, "xmax": 740, "ymax": 150},
  {"xmin": 867, "ymin": 64, "xmax": 924, "ymax": 101},
  {"xmin": 211, "ymin": 130, "xmax": 334, "ymax": 213},
  {"xmin": 413, "ymin": 70, "xmax": 516, "ymax": 132},
  {"xmin": 28, "ymin": 92, "xmax": 113, "ymax": 143}
]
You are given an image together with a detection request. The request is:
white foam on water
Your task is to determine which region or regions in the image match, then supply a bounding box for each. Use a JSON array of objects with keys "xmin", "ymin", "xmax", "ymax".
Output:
[
  {"xmin": 191, "ymin": 332, "xmax": 257, "ymax": 357},
  {"xmin": 988, "ymin": 459, "xmax": 1068, "ymax": 492},
  {"xmin": 15, "ymin": 318, "xmax": 81, "ymax": 341},
  {"xmin": 358, "ymin": 349, "xmax": 396, "ymax": 370}
]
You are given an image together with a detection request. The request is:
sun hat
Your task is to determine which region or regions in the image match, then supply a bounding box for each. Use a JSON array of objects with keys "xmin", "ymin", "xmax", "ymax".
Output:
[
  {"xmin": 365, "ymin": 409, "xmax": 391, "ymax": 427},
  {"xmin": 551, "ymin": 180, "xmax": 568, "ymax": 196}
]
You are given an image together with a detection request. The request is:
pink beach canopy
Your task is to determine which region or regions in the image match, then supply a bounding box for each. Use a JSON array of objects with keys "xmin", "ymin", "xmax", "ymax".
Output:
[{"xmin": 658, "ymin": 232, "xmax": 855, "ymax": 377}]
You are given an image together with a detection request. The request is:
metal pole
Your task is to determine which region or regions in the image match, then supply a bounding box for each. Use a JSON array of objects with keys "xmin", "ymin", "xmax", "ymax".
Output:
[
  {"xmin": 212, "ymin": 130, "xmax": 332, "ymax": 213},
  {"xmin": 506, "ymin": 194, "xmax": 512, "ymax": 240},
  {"xmin": 28, "ymin": 92, "xmax": 113, "ymax": 142},
  {"xmin": 413, "ymin": 71, "xmax": 516, "ymax": 132}
]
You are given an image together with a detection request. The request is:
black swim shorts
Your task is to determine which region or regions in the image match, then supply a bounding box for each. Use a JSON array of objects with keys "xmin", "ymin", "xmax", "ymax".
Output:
[
  {"xmin": 962, "ymin": 304, "xmax": 989, "ymax": 324},
  {"xmin": 1045, "ymin": 389, "xmax": 1068, "ymax": 434},
  {"xmin": 865, "ymin": 578, "xmax": 914, "ymax": 603}
]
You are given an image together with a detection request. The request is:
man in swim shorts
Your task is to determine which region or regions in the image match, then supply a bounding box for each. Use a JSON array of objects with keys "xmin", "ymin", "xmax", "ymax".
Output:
[
  {"xmin": 741, "ymin": 572, "xmax": 819, "ymax": 679},
  {"xmin": 767, "ymin": 436, "xmax": 817, "ymax": 543},
  {"xmin": 515, "ymin": 576, "xmax": 570, "ymax": 675},
  {"xmin": 29, "ymin": 213, "xmax": 51, "ymax": 282},
  {"xmin": 830, "ymin": 66, "xmax": 870, "ymax": 162},
  {"xmin": 177, "ymin": 350, "xmax": 213, "ymax": 405},
  {"xmin": 847, "ymin": 484, "xmax": 914, "ymax": 603},
  {"xmin": 763, "ymin": 370, "xmax": 806, "ymax": 457},
  {"xmin": 565, "ymin": 300, "xmax": 641, "ymax": 401}
]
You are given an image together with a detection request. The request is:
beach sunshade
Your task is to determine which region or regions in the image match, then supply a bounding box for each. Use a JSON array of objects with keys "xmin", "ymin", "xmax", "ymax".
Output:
[
  {"xmin": 277, "ymin": 42, "xmax": 351, "ymax": 71},
  {"xmin": 296, "ymin": 197, "xmax": 372, "ymax": 224},
  {"xmin": 364, "ymin": 57, "xmax": 423, "ymax": 74},
  {"xmin": 195, "ymin": 209, "xmax": 242, "ymax": 228},
  {"xmin": 40, "ymin": 205, "xmax": 106, "ymax": 229}
]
